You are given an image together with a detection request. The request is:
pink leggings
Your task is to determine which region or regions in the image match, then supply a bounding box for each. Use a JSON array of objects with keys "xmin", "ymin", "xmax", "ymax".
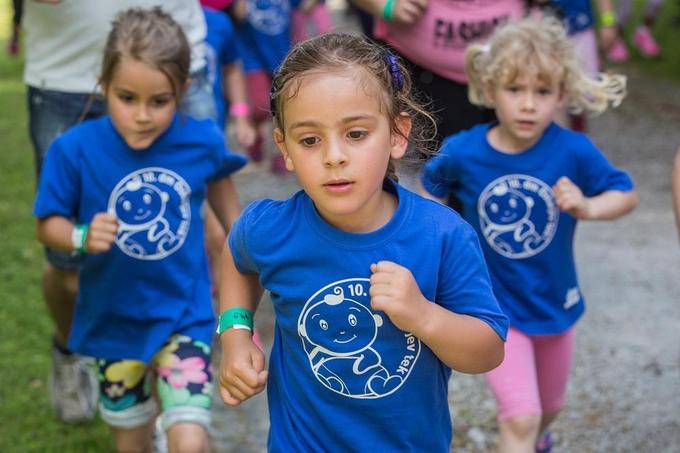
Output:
[{"xmin": 485, "ymin": 327, "xmax": 575, "ymax": 421}]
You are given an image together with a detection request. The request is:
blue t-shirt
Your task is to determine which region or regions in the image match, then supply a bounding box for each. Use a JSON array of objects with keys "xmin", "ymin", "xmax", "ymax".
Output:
[
  {"xmin": 229, "ymin": 182, "xmax": 508, "ymax": 451},
  {"xmin": 550, "ymin": 0, "xmax": 593, "ymax": 34},
  {"xmin": 422, "ymin": 122, "xmax": 634, "ymax": 335},
  {"xmin": 204, "ymin": 7, "xmax": 240, "ymax": 129},
  {"xmin": 34, "ymin": 114, "xmax": 247, "ymax": 362},
  {"xmin": 236, "ymin": 0, "xmax": 300, "ymax": 73}
]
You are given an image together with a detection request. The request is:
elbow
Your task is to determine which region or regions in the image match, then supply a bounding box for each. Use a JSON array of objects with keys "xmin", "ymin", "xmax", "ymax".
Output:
[
  {"xmin": 624, "ymin": 190, "xmax": 638, "ymax": 215},
  {"xmin": 35, "ymin": 220, "xmax": 47, "ymax": 245}
]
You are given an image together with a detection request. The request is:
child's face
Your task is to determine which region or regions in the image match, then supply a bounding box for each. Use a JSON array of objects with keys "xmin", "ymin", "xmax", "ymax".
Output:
[
  {"xmin": 103, "ymin": 57, "xmax": 178, "ymax": 150},
  {"xmin": 274, "ymin": 70, "xmax": 410, "ymax": 232},
  {"xmin": 486, "ymin": 73, "xmax": 563, "ymax": 151}
]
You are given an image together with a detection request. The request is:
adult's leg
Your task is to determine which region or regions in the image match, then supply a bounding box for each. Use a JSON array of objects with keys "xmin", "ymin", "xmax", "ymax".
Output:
[
  {"xmin": 485, "ymin": 328, "xmax": 542, "ymax": 453},
  {"xmin": 28, "ymin": 87, "xmax": 106, "ymax": 423}
]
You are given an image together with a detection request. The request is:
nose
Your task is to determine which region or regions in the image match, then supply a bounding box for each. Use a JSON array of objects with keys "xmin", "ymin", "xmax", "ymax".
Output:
[
  {"xmin": 520, "ymin": 92, "xmax": 536, "ymax": 111},
  {"xmin": 134, "ymin": 104, "xmax": 151, "ymax": 123},
  {"xmin": 323, "ymin": 138, "xmax": 348, "ymax": 168}
]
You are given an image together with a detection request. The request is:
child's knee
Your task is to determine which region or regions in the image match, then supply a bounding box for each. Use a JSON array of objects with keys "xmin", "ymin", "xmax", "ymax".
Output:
[
  {"xmin": 500, "ymin": 414, "xmax": 542, "ymax": 440},
  {"xmin": 167, "ymin": 422, "xmax": 210, "ymax": 453}
]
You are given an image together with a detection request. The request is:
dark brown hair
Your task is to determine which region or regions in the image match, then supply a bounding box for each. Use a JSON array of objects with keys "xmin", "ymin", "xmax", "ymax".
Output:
[
  {"xmin": 270, "ymin": 33, "xmax": 437, "ymax": 177},
  {"xmin": 100, "ymin": 7, "xmax": 190, "ymax": 103}
]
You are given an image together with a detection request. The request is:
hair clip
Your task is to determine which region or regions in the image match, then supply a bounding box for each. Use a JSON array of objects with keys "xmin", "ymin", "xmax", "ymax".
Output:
[{"xmin": 384, "ymin": 52, "xmax": 404, "ymax": 92}]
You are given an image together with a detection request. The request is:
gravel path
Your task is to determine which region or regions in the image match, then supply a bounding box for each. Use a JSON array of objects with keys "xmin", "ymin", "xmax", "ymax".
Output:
[{"xmin": 209, "ymin": 18, "xmax": 680, "ymax": 452}]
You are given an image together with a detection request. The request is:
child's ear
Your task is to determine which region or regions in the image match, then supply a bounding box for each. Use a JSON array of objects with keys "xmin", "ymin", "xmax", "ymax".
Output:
[
  {"xmin": 390, "ymin": 113, "xmax": 412, "ymax": 159},
  {"xmin": 483, "ymin": 82, "xmax": 496, "ymax": 106},
  {"xmin": 273, "ymin": 127, "xmax": 295, "ymax": 172}
]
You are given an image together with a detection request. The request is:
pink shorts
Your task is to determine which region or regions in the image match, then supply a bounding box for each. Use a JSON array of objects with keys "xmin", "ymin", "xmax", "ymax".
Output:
[
  {"xmin": 485, "ymin": 327, "xmax": 575, "ymax": 420},
  {"xmin": 246, "ymin": 70, "xmax": 272, "ymax": 123}
]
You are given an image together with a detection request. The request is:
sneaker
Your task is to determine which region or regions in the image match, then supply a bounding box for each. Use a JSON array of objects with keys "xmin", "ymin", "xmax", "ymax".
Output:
[
  {"xmin": 535, "ymin": 430, "xmax": 553, "ymax": 453},
  {"xmin": 633, "ymin": 26, "xmax": 661, "ymax": 57},
  {"xmin": 153, "ymin": 417, "xmax": 168, "ymax": 453},
  {"xmin": 49, "ymin": 343, "xmax": 98, "ymax": 423},
  {"xmin": 607, "ymin": 38, "xmax": 629, "ymax": 63}
]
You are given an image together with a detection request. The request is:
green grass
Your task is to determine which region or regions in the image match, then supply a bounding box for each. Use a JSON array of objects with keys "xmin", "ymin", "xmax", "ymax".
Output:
[
  {"xmin": 0, "ymin": 2, "xmax": 111, "ymax": 451},
  {"xmin": 611, "ymin": 0, "xmax": 680, "ymax": 83},
  {"xmin": 0, "ymin": 0, "xmax": 677, "ymax": 451}
]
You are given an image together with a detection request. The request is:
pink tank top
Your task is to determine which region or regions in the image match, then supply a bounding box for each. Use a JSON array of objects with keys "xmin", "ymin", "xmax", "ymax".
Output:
[{"xmin": 376, "ymin": 0, "xmax": 525, "ymax": 83}]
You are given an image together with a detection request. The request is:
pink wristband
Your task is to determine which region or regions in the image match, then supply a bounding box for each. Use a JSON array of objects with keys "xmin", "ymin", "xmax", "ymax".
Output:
[{"xmin": 229, "ymin": 102, "xmax": 250, "ymax": 117}]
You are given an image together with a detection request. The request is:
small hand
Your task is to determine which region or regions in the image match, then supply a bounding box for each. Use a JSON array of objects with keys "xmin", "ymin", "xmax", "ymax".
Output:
[
  {"xmin": 233, "ymin": 117, "xmax": 257, "ymax": 149},
  {"xmin": 369, "ymin": 261, "xmax": 428, "ymax": 334},
  {"xmin": 86, "ymin": 213, "xmax": 118, "ymax": 253},
  {"xmin": 391, "ymin": 0, "xmax": 428, "ymax": 26},
  {"xmin": 219, "ymin": 330, "xmax": 268, "ymax": 406},
  {"xmin": 553, "ymin": 176, "xmax": 590, "ymax": 219}
]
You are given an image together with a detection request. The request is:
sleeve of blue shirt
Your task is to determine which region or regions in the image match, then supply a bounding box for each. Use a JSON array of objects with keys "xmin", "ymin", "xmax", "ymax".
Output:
[
  {"xmin": 204, "ymin": 122, "xmax": 248, "ymax": 181},
  {"xmin": 33, "ymin": 138, "xmax": 80, "ymax": 220},
  {"xmin": 228, "ymin": 201, "xmax": 265, "ymax": 274},
  {"xmin": 437, "ymin": 219, "xmax": 509, "ymax": 341},
  {"xmin": 575, "ymin": 135, "xmax": 635, "ymax": 197},
  {"xmin": 421, "ymin": 135, "xmax": 461, "ymax": 198}
]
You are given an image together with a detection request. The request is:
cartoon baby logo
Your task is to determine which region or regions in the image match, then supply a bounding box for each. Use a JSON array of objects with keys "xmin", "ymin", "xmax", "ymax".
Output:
[
  {"xmin": 298, "ymin": 279, "xmax": 420, "ymax": 399},
  {"xmin": 108, "ymin": 167, "xmax": 191, "ymax": 260},
  {"xmin": 246, "ymin": 0, "xmax": 290, "ymax": 36},
  {"xmin": 478, "ymin": 174, "xmax": 558, "ymax": 259}
]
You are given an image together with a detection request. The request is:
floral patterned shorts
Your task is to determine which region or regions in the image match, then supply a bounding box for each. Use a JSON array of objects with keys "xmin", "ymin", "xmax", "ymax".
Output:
[{"xmin": 96, "ymin": 335, "xmax": 213, "ymax": 430}]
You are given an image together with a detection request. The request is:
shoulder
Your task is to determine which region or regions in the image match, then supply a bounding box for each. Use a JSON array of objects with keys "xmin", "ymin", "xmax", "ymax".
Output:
[
  {"xmin": 440, "ymin": 123, "xmax": 488, "ymax": 154},
  {"xmin": 51, "ymin": 117, "xmax": 110, "ymax": 154},
  {"xmin": 404, "ymin": 188, "xmax": 474, "ymax": 237},
  {"xmin": 239, "ymin": 192, "xmax": 306, "ymax": 231},
  {"xmin": 175, "ymin": 115, "xmax": 223, "ymax": 146},
  {"xmin": 544, "ymin": 123, "xmax": 600, "ymax": 157}
]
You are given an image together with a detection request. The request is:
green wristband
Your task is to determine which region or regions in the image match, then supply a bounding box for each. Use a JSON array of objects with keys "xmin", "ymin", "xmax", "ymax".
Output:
[
  {"xmin": 71, "ymin": 224, "xmax": 89, "ymax": 254},
  {"xmin": 216, "ymin": 308, "xmax": 254, "ymax": 335},
  {"xmin": 382, "ymin": 0, "xmax": 396, "ymax": 22},
  {"xmin": 600, "ymin": 11, "xmax": 617, "ymax": 27}
]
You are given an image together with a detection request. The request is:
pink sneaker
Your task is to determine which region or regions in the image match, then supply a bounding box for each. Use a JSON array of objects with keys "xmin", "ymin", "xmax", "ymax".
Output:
[
  {"xmin": 633, "ymin": 26, "xmax": 661, "ymax": 57},
  {"xmin": 607, "ymin": 38, "xmax": 629, "ymax": 63}
]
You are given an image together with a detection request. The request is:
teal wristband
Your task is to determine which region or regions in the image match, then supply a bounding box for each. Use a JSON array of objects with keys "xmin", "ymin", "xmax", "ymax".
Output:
[
  {"xmin": 71, "ymin": 224, "xmax": 89, "ymax": 254},
  {"xmin": 216, "ymin": 308, "xmax": 254, "ymax": 335},
  {"xmin": 382, "ymin": 0, "xmax": 396, "ymax": 22}
]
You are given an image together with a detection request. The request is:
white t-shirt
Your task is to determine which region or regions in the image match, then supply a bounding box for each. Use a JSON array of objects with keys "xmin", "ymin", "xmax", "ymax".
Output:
[{"xmin": 23, "ymin": 0, "xmax": 206, "ymax": 93}]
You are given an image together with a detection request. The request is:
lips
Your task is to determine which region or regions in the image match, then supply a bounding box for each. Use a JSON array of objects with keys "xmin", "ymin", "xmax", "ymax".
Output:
[{"xmin": 323, "ymin": 179, "xmax": 354, "ymax": 192}]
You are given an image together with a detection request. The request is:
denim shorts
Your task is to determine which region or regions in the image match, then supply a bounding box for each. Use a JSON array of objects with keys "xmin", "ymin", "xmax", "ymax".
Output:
[
  {"xmin": 181, "ymin": 69, "xmax": 218, "ymax": 122},
  {"xmin": 28, "ymin": 87, "xmax": 107, "ymax": 270}
]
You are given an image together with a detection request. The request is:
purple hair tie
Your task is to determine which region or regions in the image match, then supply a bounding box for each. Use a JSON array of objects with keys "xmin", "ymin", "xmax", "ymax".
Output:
[{"xmin": 384, "ymin": 52, "xmax": 404, "ymax": 92}]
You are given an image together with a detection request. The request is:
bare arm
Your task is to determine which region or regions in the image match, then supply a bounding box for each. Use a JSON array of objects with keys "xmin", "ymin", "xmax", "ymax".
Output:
[
  {"xmin": 36, "ymin": 213, "xmax": 118, "ymax": 253},
  {"xmin": 207, "ymin": 177, "xmax": 241, "ymax": 232},
  {"xmin": 369, "ymin": 261, "xmax": 504, "ymax": 374},
  {"xmin": 351, "ymin": 0, "xmax": 428, "ymax": 26},
  {"xmin": 553, "ymin": 176, "xmax": 638, "ymax": 220},
  {"xmin": 218, "ymin": 242, "xmax": 268, "ymax": 406},
  {"xmin": 223, "ymin": 61, "xmax": 256, "ymax": 148}
]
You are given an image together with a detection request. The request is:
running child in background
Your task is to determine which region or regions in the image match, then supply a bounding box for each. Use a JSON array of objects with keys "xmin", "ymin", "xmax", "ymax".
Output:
[
  {"xmin": 202, "ymin": 1, "xmax": 256, "ymax": 147},
  {"xmin": 217, "ymin": 33, "xmax": 508, "ymax": 451},
  {"xmin": 231, "ymin": 0, "xmax": 301, "ymax": 173},
  {"xmin": 608, "ymin": 0, "xmax": 665, "ymax": 62},
  {"xmin": 421, "ymin": 16, "xmax": 637, "ymax": 453},
  {"xmin": 34, "ymin": 8, "xmax": 246, "ymax": 452}
]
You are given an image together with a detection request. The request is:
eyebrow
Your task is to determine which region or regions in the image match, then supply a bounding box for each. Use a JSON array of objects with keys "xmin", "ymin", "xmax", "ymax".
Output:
[{"xmin": 288, "ymin": 115, "xmax": 376, "ymax": 131}]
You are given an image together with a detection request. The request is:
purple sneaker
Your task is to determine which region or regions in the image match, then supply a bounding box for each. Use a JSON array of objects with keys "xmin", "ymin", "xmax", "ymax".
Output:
[{"xmin": 535, "ymin": 431, "xmax": 553, "ymax": 453}]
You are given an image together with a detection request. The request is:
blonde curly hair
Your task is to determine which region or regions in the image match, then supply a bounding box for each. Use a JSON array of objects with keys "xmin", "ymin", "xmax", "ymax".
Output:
[{"xmin": 465, "ymin": 16, "xmax": 626, "ymax": 115}]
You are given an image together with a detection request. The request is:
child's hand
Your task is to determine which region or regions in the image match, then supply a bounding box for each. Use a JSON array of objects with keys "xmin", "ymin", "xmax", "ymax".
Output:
[
  {"xmin": 553, "ymin": 176, "xmax": 590, "ymax": 219},
  {"xmin": 219, "ymin": 329, "xmax": 268, "ymax": 406},
  {"xmin": 86, "ymin": 213, "xmax": 118, "ymax": 253},
  {"xmin": 233, "ymin": 117, "xmax": 257, "ymax": 149},
  {"xmin": 369, "ymin": 261, "xmax": 429, "ymax": 334}
]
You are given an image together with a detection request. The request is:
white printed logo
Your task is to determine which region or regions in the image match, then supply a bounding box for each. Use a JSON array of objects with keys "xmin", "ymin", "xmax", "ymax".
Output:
[
  {"xmin": 246, "ymin": 0, "xmax": 290, "ymax": 35},
  {"xmin": 478, "ymin": 174, "xmax": 558, "ymax": 259},
  {"xmin": 564, "ymin": 287, "xmax": 581, "ymax": 309},
  {"xmin": 297, "ymin": 279, "xmax": 420, "ymax": 399},
  {"xmin": 108, "ymin": 167, "xmax": 191, "ymax": 260}
]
